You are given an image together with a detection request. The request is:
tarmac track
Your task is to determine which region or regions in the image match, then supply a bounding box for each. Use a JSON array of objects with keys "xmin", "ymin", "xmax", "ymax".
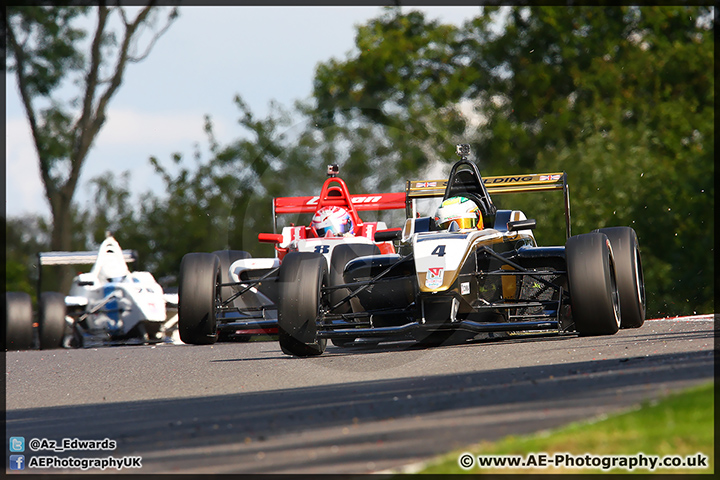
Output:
[{"xmin": 5, "ymin": 315, "xmax": 714, "ymax": 474}]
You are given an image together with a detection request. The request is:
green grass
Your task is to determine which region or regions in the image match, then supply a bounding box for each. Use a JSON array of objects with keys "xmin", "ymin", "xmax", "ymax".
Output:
[{"xmin": 416, "ymin": 382, "xmax": 714, "ymax": 475}]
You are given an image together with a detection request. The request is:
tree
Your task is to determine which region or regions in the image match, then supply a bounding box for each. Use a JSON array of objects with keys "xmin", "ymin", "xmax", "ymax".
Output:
[
  {"xmin": 463, "ymin": 6, "xmax": 714, "ymax": 315},
  {"xmin": 310, "ymin": 8, "xmax": 471, "ymax": 180},
  {"xmin": 308, "ymin": 6, "xmax": 713, "ymax": 316},
  {"xmin": 5, "ymin": 4, "xmax": 178, "ymax": 291},
  {"xmin": 79, "ymin": 97, "xmax": 305, "ymax": 280},
  {"xmin": 5, "ymin": 216, "xmax": 51, "ymax": 301},
  {"xmin": 10, "ymin": 6, "xmax": 710, "ymax": 317}
]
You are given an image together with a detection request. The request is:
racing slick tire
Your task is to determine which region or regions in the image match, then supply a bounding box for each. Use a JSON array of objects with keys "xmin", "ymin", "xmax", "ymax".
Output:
[
  {"xmin": 38, "ymin": 292, "xmax": 66, "ymax": 349},
  {"xmin": 593, "ymin": 227, "xmax": 646, "ymax": 329},
  {"xmin": 179, "ymin": 253, "xmax": 220, "ymax": 345},
  {"xmin": 566, "ymin": 232, "xmax": 621, "ymax": 336},
  {"xmin": 5, "ymin": 292, "xmax": 34, "ymax": 350},
  {"xmin": 277, "ymin": 252, "xmax": 328, "ymax": 356},
  {"xmin": 328, "ymin": 244, "xmax": 379, "ymax": 347}
]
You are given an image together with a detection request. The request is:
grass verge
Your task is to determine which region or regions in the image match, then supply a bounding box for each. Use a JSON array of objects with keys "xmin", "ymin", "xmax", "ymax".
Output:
[{"xmin": 416, "ymin": 381, "xmax": 714, "ymax": 475}]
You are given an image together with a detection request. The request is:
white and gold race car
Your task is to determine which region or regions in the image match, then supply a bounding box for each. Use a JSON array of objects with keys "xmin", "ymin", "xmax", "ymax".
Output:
[{"xmin": 275, "ymin": 144, "xmax": 646, "ymax": 356}]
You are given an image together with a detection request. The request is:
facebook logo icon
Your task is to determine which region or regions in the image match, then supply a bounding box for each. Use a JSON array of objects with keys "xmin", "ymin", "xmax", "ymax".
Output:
[{"xmin": 9, "ymin": 455, "xmax": 25, "ymax": 470}]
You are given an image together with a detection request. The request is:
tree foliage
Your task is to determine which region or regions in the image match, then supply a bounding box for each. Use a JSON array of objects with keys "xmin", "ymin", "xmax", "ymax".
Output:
[
  {"xmin": 6, "ymin": 4, "xmax": 178, "ymax": 291},
  {"xmin": 307, "ymin": 6, "xmax": 713, "ymax": 315},
  {"xmin": 5, "ymin": 217, "xmax": 51, "ymax": 301},
  {"xmin": 6, "ymin": 6, "xmax": 713, "ymax": 317},
  {"xmin": 463, "ymin": 6, "xmax": 714, "ymax": 315},
  {"xmin": 311, "ymin": 9, "xmax": 471, "ymax": 178}
]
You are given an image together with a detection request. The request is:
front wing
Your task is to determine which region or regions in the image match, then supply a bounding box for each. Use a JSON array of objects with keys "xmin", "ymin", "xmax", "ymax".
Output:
[{"xmin": 314, "ymin": 246, "xmax": 572, "ymax": 340}]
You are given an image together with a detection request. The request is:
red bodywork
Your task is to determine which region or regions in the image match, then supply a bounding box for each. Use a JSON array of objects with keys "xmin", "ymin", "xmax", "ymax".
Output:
[{"xmin": 258, "ymin": 176, "xmax": 406, "ymax": 260}]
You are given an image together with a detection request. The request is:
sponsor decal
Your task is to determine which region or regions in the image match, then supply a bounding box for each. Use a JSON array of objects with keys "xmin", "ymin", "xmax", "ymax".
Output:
[
  {"xmin": 461, "ymin": 282, "xmax": 471, "ymax": 295},
  {"xmin": 483, "ymin": 176, "xmax": 534, "ymax": 184},
  {"xmin": 305, "ymin": 195, "xmax": 383, "ymax": 205},
  {"xmin": 352, "ymin": 196, "xmax": 382, "ymax": 204},
  {"xmin": 425, "ymin": 267, "xmax": 444, "ymax": 289}
]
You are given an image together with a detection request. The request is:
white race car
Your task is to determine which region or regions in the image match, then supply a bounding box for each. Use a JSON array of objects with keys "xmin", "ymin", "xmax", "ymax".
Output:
[{"xmin": 6, "ymin": 235, "xmax": 179, "ymax": 349}]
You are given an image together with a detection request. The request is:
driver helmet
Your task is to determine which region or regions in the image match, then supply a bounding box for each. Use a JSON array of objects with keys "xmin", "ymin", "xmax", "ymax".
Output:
[
  {"xmin": 434, "ymin": 196, "xmax": 483, "ymax": 230},
  {"xmin": 311, "ymin": 206, "xmax": 354, "ymax": 237}
]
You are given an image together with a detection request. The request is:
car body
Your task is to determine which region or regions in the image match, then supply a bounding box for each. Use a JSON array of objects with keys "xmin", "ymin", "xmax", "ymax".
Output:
[
  {"xmin": 177, "ymin": 166, "xmax": 407, "ymax": 345},
  {"xmin": 274, "ymin": 145, "xmax": 646, "ymax": 356},
  {"xmin": 28, "ymin": 235, "xmax": 179, "ymax": 349}
]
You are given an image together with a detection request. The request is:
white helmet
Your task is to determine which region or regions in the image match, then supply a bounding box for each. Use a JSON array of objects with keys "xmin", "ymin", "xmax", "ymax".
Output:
[
  {"xmin": 311, "ymin": 206, "xmax": 354, "ymax": 237},
  {"xmin": 434, "ymin": 196, "xmax": 483, "ymax": 230}
]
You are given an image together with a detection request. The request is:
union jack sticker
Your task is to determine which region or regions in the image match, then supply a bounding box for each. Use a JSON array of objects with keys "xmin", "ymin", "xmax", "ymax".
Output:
[{"xmin": 539, "ymin": 174, "xmax": 561, "ymax": 181}]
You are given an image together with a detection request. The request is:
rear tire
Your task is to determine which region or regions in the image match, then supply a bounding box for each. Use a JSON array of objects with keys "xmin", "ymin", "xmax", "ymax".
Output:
[
  {"xmin": 38, "ymin": 292, "xmax": 66, "ymax": 349},
  {"xmin": 277, "ymin": 252, "xmax": 328, "ymax": 356},
  {"xmin": 5, "ymin": 292, "xmax": 34, "ymax": 350},
  {"xmin": 566, "ymin": 232, "xmax": 621, "ymax": 336},
  {"xmin": 179, "ymin": 253, "xmax": 220, "ymax": 345},
  {"xmin": 328, "ymin": 244, "xmax": 379, "ymax": 347},
  {"xmin": 593, "ymin": 227, "xmax": 645, "ymax": 328}
]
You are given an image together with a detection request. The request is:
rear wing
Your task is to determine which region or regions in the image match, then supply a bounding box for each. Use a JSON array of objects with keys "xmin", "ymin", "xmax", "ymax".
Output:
[
  {"xmin": 36, "ymin": 249, "xmax": 137, "ymax": 297},
  {"xmin": 406, "ymin": 172, "xmax": 571, "ymax": 239},
  {"xmin": 270, "ymin": 192, "xmax": 406, "ymax": 233},
  {"xmin": 37, "ymin": 250, "xmax": 137, "ymax": 266},
  {"xmin": 274, "ymin": 192, "xmax": 406, "ymax": 215}
]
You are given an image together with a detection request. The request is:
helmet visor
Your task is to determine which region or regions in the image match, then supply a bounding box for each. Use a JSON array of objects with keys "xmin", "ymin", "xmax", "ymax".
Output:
[
  {"xmin": 455, "ymin": 217, "xmax": 478, "ymax": 229},
  {"xmin": 439, "ymin": 216, "xmax": 477, "ymax": 230},
  {"xmin": 314, "ymin": 225, "xmax": 331, "ymax": 237}
]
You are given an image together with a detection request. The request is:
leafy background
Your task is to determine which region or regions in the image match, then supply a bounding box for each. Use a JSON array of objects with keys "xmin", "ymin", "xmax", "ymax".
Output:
[{"xmin": 6, "ymin": 6, "xmax": 714, "ymax": 317}]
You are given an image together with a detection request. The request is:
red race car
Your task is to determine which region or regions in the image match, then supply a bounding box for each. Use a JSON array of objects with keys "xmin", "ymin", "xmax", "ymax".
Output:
[{"xmin": 178, "ymin": 164, "xmax": 405, "ymax": 345}]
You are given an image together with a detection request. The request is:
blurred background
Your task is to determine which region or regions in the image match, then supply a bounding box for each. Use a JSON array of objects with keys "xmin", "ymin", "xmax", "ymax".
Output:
[{"xmin": 5, "ymin": 5, "xmax": 714, "ymax": 318}]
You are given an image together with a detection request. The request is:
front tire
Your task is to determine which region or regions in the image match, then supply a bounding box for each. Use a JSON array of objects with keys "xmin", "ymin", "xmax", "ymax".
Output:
[
  {"xmin": 5, "ymin": 292, "xmax": 34, "ymax": 350},
  {"xmin": 277, "ymin": 252, "xmax": 328, "ymax": 356},
  {"xmin": 566, "ymin": 232, "xmax": 621, "ymax": 336},
  {"xmin": 594, "ymin": 227, "xmax": 645, "ymax": 328},
  {"xmin": 179, "ymin": 253, "xmax": 220, "ymax": 345},
  {"xmin": 38, "ymin": 292, "xmax": 66, "ymax": 349}
]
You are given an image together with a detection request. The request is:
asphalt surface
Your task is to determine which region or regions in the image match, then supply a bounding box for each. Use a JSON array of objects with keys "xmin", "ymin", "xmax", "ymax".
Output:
[{"xmin": 5, "ymin": 315, "xmax": 714, "ymax": 474}]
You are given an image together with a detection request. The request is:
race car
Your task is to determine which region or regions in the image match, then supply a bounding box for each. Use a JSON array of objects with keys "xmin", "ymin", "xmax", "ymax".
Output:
[
  {"xmin": 5, "ymin": 235, "xmax": 179, "ymax": 350},
  {"xmin": 177, "ymin": 165, "xmax": 407, "ymax": 345},
  {"xmin": 274, "ymin": 144, "xmax": 646, "ymax": 356}
]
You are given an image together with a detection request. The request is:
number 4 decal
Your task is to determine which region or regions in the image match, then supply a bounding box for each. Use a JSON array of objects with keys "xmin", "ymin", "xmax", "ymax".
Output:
[{"xmin": 431, "ymin": 245, "xmax": 446, "ymax": 257}]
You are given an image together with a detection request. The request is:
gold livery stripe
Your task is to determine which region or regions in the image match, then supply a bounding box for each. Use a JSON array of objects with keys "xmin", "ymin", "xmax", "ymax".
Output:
[{"xmin": 407, "ymin": 173, "xmax": 566, "ymax": 199}]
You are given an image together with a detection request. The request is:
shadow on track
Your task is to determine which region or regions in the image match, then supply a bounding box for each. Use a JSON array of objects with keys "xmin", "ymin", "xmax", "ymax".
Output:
[{"xmin": 7, "ymin": 347, "xmax": 713, "ymax": 474}]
